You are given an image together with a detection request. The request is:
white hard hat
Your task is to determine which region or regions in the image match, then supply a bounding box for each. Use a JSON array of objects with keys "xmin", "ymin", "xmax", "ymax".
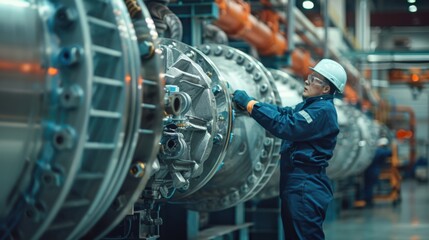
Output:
[
  {"xmin": 377, "ymin": 137, "xmax": 389, "ymax": 146},
  {"xmin": 309, "ymin": 59, "xmax": 347, "ymax": 93}
]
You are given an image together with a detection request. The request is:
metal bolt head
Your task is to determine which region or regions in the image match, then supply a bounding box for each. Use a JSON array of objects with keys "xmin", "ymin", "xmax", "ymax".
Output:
[
  {"xmin": 247, "ymin": 174, "xmax": 257, "ymax": 184},
  {"xmin": 212, "ymin": 84, "xmax": 222, "ymax": 95},
  {"xmin": 59, "ymin": 46, "xmax": 82, "ymax": 66},
  {"xmin": 253, "ymin": 72, "xmax": 262, "ymax": 81},
  {"xmin": 260, "ymin": 149, "xmax": 268, "ymax": 159},
  {"xmin": 213, "ymin": 134, "xmax": 223, "ymax": 144},
  {"xmin": 264, "ymin": 138, "xmax": 273, "ymax": 147},
  {"xmin": 236, "ymin": 56, "xmax": 245, "ymax": 65},
  {"xmin": 60, "ymin": 85, "xmax": 83, "ymax": 109},
  {"xmin": 231, "ymin": 191, "xmax": 240, "ymax": 201},
  {"xmin": 254, "ymin": 162, "xmax": 263, "ymax": 171},
  {"xmin": 225, "ymin": 50, "xmax": 234, "ymax": 59},
  {"xmin": 201, "ymin": 45, "xmax": 211, "ymax": 54},
  {"xmin": 42, "ymin": 171, "xmax": 61, "ymax": 187},
  {"xmin": 186, "ymin": 51, "xmax": 195, "ymax": 58},
  {"xmin": 241, "ymin": 184, "xmax": 249, "ymax": 193},
  {"xmin": 259, "ymin": 84, "xmax": 268, "ymax": 93},
  {"xmin": 130, "ymin": 162, "xmax": 145, "ymax": 178},
  {"xmin": 245, "ymin": 63, "xmax": 254, "ymax": 72},
  {"xmin": 272, "ymin": 73, "xmax": 280, "ymax": 80},
  {"xmin": 214, "ymin": 46, "xmax": 223, "ymax": 56},
  {"xmin": 54, "ymin": 6, "xmax": 77, "ymax": 29},
  {"xmin": 53, "ymin": 126, "xmax": 75, "ymax": 150}
]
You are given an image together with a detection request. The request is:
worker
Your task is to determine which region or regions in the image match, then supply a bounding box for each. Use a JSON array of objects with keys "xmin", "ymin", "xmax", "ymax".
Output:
[
  {"xmin": 363, "ymin": 137, "xmax": 392, "ymax": 208},
  {"xmin": 232, "ymin": 59, "xmax": 347, "ymax": 239}
]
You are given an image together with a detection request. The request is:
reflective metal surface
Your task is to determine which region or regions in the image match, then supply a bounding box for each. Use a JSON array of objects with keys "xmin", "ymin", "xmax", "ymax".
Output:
[
  {"xmin": 0, "ymin": 1, "xmax": 384, "ymax": 239},
  {"xmin": 0, "ymin": 0, "xmax": 162, "ymax": 239},
  {"xmin": 0, "ymin": 0, "xmax": 45, "ymax": 221},
  {"xmin": 182, "ymin": 44, "xmax": 281, "ymax": 211},
  {"xmin": 145, "ymin": 38, "xmax": 233, "ymax": 200},
  {"xmin": 141, "ymin": 42, "xmax": 281, "ymax": 212},
  {"xmin": 329, "ymin": 100, "xmax": 378, "ymax": 179}
]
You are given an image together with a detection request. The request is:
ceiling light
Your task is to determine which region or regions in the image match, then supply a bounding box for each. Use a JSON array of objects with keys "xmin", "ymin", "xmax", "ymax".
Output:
[
  {"xmin": 302, "ymin": 0, "xmax": 314, "ymax": 9},
  {"xmin": 409, "ymin": 5, "xmax": 417, "ymax": 12},
  {"xmin": 407, "ymin": 0, "xmax": 416, "ymax": 3},
  {"xmin": 0, "ymin": 0, "xmax": 30, "ymax": 7}
]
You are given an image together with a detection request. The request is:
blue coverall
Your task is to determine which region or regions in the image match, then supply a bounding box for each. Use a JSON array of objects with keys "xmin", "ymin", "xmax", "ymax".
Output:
[
  {"xmin": 363, "ymin": 146, "xmax": 392, "ymax": 206},
  {"xmin": 250, "ymin": 94, "xmax": 339, "ymax": 240}
]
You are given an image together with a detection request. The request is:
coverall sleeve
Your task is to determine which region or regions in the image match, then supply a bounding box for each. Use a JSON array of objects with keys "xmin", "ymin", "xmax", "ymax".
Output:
[
  {"xmin": 250, "ymin": 101, "xmax": 335, "ymax": 141},
  {"xmin": 254, "ymin": 101, "xmax": 294, "ymax": 115}
]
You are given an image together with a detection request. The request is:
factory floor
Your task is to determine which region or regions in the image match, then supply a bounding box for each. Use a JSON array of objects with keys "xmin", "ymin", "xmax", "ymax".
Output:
[{"xmin": 324, "ymin": 179, "xmax": 429, "ymax": 240}]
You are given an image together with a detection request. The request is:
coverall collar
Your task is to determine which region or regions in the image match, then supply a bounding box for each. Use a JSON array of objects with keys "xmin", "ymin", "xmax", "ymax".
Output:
[{"xmin": 302, "ymin": 94, "xmax": 333, "ymax": 103}]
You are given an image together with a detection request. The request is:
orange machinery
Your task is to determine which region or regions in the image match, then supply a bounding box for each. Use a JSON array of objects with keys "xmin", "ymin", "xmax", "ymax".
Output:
[
  {"xmin": 373, "ymin": 141, "xmax": 402, "ymax": 206},
  {"xmin": 212, "ymin": 0, "xmax": 363, "ymax": 105}
]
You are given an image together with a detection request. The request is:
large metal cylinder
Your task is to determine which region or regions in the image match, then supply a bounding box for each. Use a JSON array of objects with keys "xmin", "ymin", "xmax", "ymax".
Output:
[
  {"xmin": 1, "ymin": 1, "xmax": 382, "ymax": 239},
  {"xmin": 0, "ymin": 0, "xmax": 46, "ymax": 221},
  {"xmin": 141, "ymin": 40, "xmax": 282, "ymax": 212},
  {"xmin": 0, "ymin": 0, "xmax": 163, "ymax": 239}
]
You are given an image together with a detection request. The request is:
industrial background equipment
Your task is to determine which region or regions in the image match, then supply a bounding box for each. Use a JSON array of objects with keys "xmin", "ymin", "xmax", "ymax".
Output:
[{"xmin": 0, "ymin": 0, "xmax": 392, "ymax": 239}]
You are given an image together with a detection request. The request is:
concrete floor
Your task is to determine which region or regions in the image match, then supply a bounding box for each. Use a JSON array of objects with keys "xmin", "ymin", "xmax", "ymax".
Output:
[{"xmin": 324, "ymin": 180, "xmax": 429, "ymax": 240}]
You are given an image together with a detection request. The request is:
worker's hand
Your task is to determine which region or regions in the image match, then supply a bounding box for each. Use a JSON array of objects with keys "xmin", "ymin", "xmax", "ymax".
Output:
[{"xmin": 232, "ymin": 90, "xmax": 254, "ymax": 111}]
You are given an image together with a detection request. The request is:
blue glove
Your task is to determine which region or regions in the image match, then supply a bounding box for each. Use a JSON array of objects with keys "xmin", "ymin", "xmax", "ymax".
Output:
[{"xmin": 232, "ymin": 90, "xmax": 254, "ymax": 110}]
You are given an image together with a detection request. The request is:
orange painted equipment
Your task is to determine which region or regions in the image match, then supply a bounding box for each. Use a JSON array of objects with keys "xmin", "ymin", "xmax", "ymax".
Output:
[
  {"xmin": 373, "ymin": 141, "xmax": 402, "ymax": 205},
  {"xmin": 374, "ymin": 99, "xmax": 390, "ymax": 124},
  {"xmin": 343, "ymin": 85, "xmax": 359, "ymax": 104},
  {"xmin": 291, "ymin": 49, "xmax": 314, "ymax": 78},
  {"xmin": 394, "ymin": 106, "xmax": 416, "ymax": 169},
  {"xmin": 388, "ymin": 69, "xmax": 429, "ymax": 83},
  {"xmin": 214, "ymin": 0, "xmax": 287, "ymax": 56},
  {"xmin": 213, "ymin": 0, "xmax": 364, "ymax": 104}
]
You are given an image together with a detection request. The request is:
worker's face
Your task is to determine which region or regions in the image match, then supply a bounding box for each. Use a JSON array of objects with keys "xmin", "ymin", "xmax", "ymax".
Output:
[{"xmin": 303, "ymin": 72, "xmax": 331, "ymax": 98}]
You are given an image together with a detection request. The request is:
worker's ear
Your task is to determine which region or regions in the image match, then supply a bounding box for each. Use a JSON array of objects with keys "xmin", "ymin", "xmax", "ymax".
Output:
[{"xmin": 322, "ymin": 85, "xmax": 330, "ymax": 94}]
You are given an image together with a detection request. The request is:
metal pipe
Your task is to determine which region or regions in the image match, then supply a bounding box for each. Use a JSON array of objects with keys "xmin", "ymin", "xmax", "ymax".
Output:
[
  {"xmin": 356, "ymin": 0, "xmax": 370, "ymax": 50},
  {"xmin": 276, "ymin": 7, "xmax": 367, "ymax": 104},
  {"xmin": 213, "ymin": 0, "xmax": 287, "ymax": 56},
  {"xmin": 322, "ymin": 0, "xmax": 329, "ymax": 58},
  {"xmin": 293, "ymin": 8, "xmax": 360, "ymax": 85},
  {"xmin": 287, "ymin": 0, "xmax": 295, "ymax": 52}
]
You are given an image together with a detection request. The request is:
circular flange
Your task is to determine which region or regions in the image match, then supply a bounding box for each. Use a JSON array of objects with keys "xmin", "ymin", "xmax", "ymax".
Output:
[
  {"xmin": 152, "ymin": 38, "xmax": 233, "ymax": 199},
  {"xmin": 177, "ymin": 44, "xmax": 281, "ymax": 211}
]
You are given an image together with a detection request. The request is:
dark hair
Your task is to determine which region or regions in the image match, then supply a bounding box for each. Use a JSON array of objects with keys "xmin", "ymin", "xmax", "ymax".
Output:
[
  {"xmin": 321, "ymin": 78, "xmax": 337, "ymax": 95},
  {"xmin": 327, "ymin": 82, "xmax": 337, "ymax": 95}
]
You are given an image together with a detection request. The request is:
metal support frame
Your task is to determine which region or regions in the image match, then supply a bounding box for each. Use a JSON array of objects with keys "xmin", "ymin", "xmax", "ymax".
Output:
[
  {"xmin": 356, "ymin": 0, "xmax": 370, "ymax": 51},
  {"xmin": 286, "ymin": 0, "xmax": 296, "ymax": 67},
  {"xmin": 200, "ymin": 203, "xmax": 251, "ymax": 240},
  {"xmin": 245, "ymin": 198, "xmax": 284, "ymax": 240},
  {"xmin": 156, "ymin": 202, "xmax": 252, "ymax": 240},
  {"xmin": 168, "ymin": 2, "xmax": 219, "ymax": 46},
  {"xmin": 322, "ymin": 0, "xmax": 329, "ymax": 58}
]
